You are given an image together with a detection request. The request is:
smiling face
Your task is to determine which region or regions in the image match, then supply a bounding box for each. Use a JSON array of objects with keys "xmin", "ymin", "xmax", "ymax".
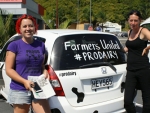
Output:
[
  {"xmin": 128, "ymin": 14, "xmax": 141, "ymax": 30},
  {"xmin": 20, "ymin": 19, "xmax": 35, "ymax": 39}
]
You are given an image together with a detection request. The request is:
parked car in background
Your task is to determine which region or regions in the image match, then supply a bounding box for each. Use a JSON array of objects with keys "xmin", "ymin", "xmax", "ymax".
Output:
[
  {"xmin": 0, "ymin": 29, "xmax": 127, "ymax": 113},
  {"xmin": 121, "ymin": 32, "xmax": 128, "ymax": 37},
  {"xmin": 109, "ymin": 32, "xmax": 127, "ymax": 38}
]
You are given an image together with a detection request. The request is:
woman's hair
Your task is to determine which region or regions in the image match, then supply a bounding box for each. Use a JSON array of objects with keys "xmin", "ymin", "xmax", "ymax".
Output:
[
  {"xmin": 15, "ymin": 14, "xmax": 38, "ymax": 34},
  {"xmin": 127, "ymin": 10, "xmax": 142, "ymax": 20}
]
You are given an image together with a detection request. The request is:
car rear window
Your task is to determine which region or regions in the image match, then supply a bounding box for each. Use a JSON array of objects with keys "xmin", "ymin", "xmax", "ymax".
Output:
[{"xmin": 50, "ymin": 34, "xmax": 127, "ymax": 70}]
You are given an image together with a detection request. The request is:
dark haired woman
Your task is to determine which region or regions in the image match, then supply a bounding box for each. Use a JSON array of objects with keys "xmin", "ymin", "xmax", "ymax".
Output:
[
  {"xmin": 5, "ymin": 14, "xmax": 51, "ymax": 113},
  {"xmin": 124, "ymin": 10, "xmax": 150, "ymax": 113}
]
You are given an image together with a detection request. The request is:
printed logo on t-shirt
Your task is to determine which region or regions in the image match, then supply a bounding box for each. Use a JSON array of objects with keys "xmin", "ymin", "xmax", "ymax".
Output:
[{"xmin": 24, "ymin": 50, "xmax": 43, "ymax": 74}]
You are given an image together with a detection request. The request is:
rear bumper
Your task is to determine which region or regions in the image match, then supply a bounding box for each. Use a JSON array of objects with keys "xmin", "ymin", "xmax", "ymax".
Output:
[{"xmin": 48, "ymin": 96, "xmax": 125, "ymax": 113}]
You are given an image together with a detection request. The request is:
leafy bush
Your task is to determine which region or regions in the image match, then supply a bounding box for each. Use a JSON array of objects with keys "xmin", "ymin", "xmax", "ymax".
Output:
[{"xmin": 0, "ymin": 8, "xmax": 15, "ymax": 48}]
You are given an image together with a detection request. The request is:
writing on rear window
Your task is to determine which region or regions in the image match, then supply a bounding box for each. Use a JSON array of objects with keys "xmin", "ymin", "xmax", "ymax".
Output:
[{"xmin": 64, "ymin": 40, "xmax": 120, "ymax": 61}]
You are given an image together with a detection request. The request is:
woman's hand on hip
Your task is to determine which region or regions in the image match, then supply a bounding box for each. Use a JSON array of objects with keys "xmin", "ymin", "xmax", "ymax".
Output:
[{"xmin": 142, "ymin": 48, "xmax": 149, "ymax": 56}]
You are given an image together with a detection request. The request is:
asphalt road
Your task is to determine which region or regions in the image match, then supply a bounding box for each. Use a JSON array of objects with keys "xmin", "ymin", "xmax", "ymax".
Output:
[
  {"xmin": 0, "ymin": 37, "xmax": 143, "ymax": 113},
  {"xmin": 0, "ymin": 95, "xmax": 13, "ymax": 113},
  {"xmin": 0, "ymin": 92, "xmax": 143, "ymax": 113}
]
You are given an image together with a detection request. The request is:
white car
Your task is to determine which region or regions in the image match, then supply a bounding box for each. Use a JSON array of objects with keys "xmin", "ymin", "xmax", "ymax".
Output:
[{"xmin": 0, "ymin": 29, "xmax": 127, "ymax": 113}]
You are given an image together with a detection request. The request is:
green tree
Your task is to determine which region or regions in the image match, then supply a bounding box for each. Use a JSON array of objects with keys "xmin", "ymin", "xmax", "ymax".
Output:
[
  {"xmin": 59, "ymin": 19, "xmax": 73, "ymax": 29},
  {"xmin": 139, "ymin": 1, "xmax": 150, "ymax": 20},
  {"xmin": 34, "ymin": 0, "xmax": 150, "ymax": 30},
  {"xmin": 42, "ymin": 11, "xmax": 73, "ymax": 29},
  {"xmin": 0, "ymin": 9, "xmax": 15, "ymax": 48}
]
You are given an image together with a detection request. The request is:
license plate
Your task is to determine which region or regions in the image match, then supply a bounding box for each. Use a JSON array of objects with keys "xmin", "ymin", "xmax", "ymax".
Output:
[{"xmin": 91, "ymin": 77, "xmax": 113, "ymax": 89}]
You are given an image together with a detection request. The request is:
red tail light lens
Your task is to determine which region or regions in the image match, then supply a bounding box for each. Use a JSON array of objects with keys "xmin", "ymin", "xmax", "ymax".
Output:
[{"xmin": 46, "ymin": 65, "xmax": 65, "ymax": 96}]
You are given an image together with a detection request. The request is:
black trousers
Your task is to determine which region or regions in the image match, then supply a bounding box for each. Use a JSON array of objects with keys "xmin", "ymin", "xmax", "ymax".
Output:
[{"xmin": 124, "ymin": 68, "xmax": 150, "ymax": 113}]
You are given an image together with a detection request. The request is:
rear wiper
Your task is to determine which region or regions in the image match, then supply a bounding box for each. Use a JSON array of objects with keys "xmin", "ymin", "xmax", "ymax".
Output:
[{"xmin": 79, "ymin": 62, "xmax": 117, "ymax": 73}]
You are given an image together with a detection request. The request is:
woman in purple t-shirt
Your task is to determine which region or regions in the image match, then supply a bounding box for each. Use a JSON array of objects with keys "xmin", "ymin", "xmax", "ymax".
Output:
[{"xmin": 5, "ymin": 14, "xmax": 51, "ymax": 113}]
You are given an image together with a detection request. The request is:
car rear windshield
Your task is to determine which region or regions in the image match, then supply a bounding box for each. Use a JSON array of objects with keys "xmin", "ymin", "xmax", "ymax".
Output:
[{"xmin": 50, "ymin": 34, "xmax": 127, "ymax": 70}]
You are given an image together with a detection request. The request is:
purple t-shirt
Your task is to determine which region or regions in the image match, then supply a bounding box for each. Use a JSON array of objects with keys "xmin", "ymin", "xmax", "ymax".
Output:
[{"xmin": 7, "ymin": 39, "xmax": 45, "ymax": 90}]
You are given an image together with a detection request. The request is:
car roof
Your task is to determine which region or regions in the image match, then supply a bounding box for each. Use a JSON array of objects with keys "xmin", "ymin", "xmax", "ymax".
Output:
[
  {"xmin": 7, "ymin": 29, "xmax": 116, "ymax": 49},
  {"xmin": 33, "ymin": 29, "xmax": 115, "ymax": 45},
  {"xmin": 36, "ymin": 29, "xmax": 113, "ymax": 35},
  {"xmin": 10, "ymin": 29, "xmax": 115, "ymax": 41},
  {"xmin": 35, "ymin": 29, "xmax": 114, "ymax": 40}
]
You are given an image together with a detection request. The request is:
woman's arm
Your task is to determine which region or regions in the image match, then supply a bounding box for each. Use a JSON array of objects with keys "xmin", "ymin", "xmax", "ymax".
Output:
[
  {"xmin": 124, "ymin": 47, "xmax": 128, "ymax": 53},
  {"xmin": 142, "ymin": 28, "xmax": 150, "ymax": 40},
  {"xmin": 123, "ymin": 30, "xmax": 130, "ymax": 53},
  {"xmin": 142, "ymin": 46, "xmax": 150, "ymax": 56},
  {"xmin": 42, "ymin": 54, "xmax": 49, "ymax": 79},
  {"xmin": 5, "ymin": 51, "xmax": 33, "ymax": 90},
  {"xmin": 141, "ymin": 28, "xmax": 150, "ymax": 56}
]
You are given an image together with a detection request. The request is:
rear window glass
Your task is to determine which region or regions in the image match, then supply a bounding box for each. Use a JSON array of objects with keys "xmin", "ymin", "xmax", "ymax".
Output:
[{"xmin": 50, "ymin": 34, "xmax": 126, "ymax": 70}]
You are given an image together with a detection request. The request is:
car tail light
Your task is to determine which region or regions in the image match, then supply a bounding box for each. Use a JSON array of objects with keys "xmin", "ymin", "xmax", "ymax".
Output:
[{"xmin": 45, "ymin": 65, "xmax": 65, "ymax": 96}]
